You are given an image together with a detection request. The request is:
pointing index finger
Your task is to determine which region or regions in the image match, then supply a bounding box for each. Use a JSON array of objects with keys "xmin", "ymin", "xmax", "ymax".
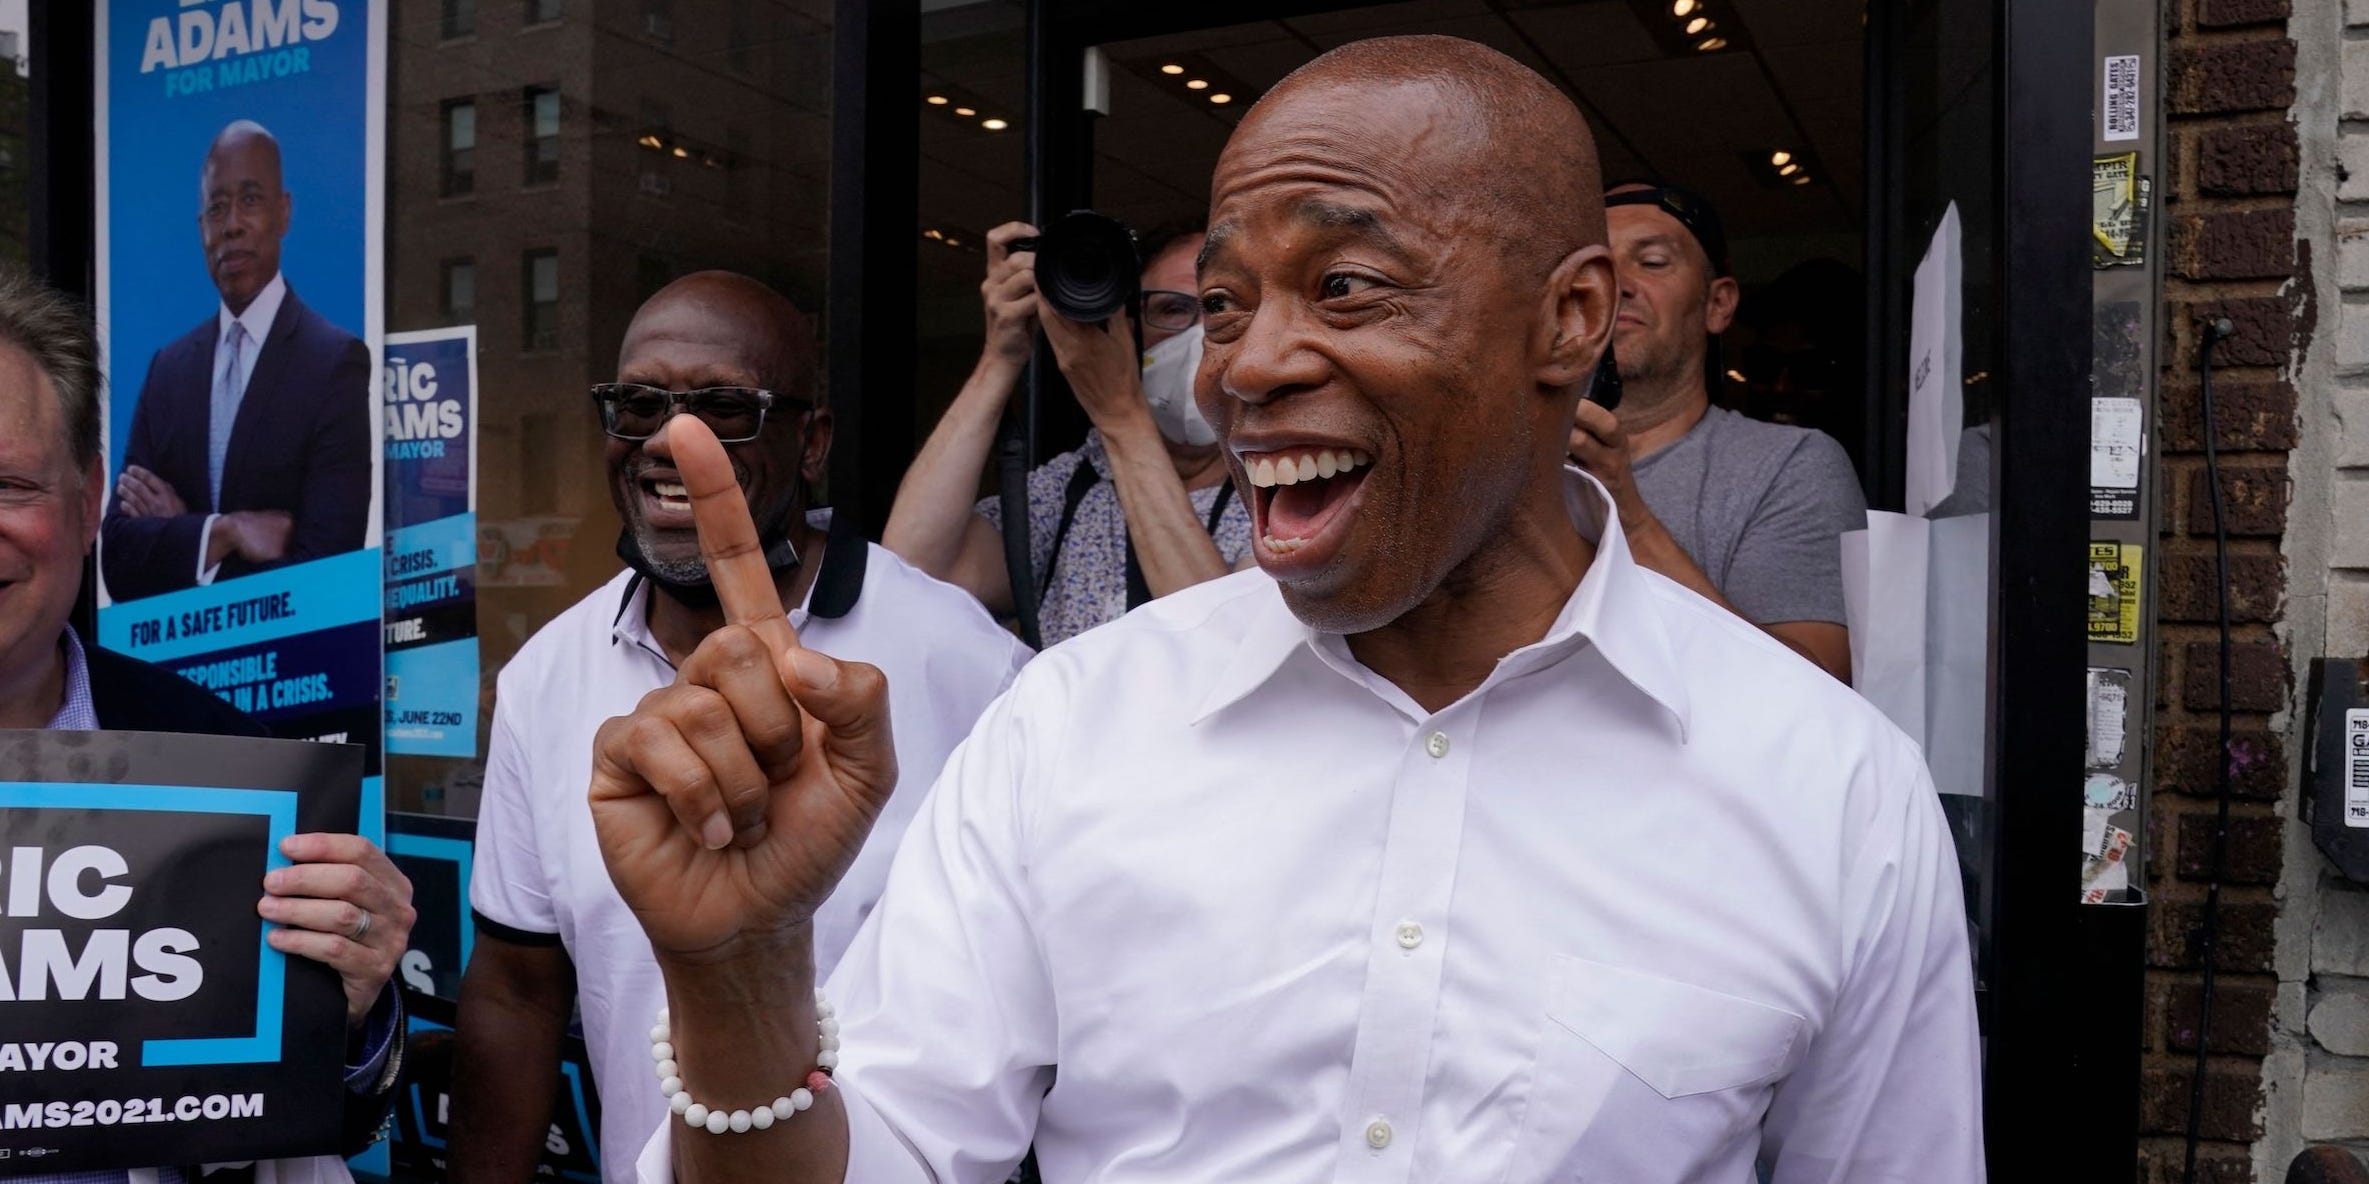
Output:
[{"xmin": 669, "ymin": 416, "xmax": 795, "ymax": 639}]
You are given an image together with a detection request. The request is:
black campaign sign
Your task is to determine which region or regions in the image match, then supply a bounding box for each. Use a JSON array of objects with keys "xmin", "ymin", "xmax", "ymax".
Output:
[{"xmin": 0, "ymin": 730, "xmax": 359, "ymax": 1171}]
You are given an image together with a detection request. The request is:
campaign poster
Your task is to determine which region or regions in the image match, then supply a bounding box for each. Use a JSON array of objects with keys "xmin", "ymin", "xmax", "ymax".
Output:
[
  {"xmin": 383, "ymin": 328, "xmax": 480, "ymax": 758},
  {"xmin": 0, "ymin": 731, "xmax": 361, "ymax": 1171},
  {"xmin": 93, "ymin": 0, "xmax": 388, "ymax": 842}
]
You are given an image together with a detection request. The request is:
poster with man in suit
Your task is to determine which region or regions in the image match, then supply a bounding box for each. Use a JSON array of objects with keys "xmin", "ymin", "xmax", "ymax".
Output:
[
  {"xmin": 95, "ymin": 0, "xmax": 387, "ymax": 792},
  {"xmin": 103, "ymin": 119, "xmax": 372, "ymax": 598}
]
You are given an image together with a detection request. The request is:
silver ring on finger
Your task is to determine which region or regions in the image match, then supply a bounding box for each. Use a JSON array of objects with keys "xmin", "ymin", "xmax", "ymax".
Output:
[{"xmin": 347, "ymin": 909, "xmax": 372, "ymax": 944}]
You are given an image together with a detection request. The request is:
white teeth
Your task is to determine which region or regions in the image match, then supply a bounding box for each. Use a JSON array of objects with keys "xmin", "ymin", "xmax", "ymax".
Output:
[
  {"xmin": 653, "ymin": 481, "xmax": 688, "ymax": 499},
  {"xmin": 1262, "ymin": 535, "xmax": 1306, "ymax": 554},
  {"xmin": 1243, "ymin": 448, "xmax": 1373, "ymax": 489}
]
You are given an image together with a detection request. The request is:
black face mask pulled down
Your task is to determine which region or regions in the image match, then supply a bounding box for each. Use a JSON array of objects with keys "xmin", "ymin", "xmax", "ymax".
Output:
[{"xmin": 614, "ymin": 527, "xmax": 801, "ymax": 612}]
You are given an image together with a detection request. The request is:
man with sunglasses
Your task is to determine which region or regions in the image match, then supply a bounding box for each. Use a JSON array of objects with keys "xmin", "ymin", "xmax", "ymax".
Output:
[
  {"xmin": 886, "ymin": 222, "xmax": 1254, "ymax": 647},
  {"xmin": 447, "ymin": 272, "xmax": 1031, "ymax": 1184}
]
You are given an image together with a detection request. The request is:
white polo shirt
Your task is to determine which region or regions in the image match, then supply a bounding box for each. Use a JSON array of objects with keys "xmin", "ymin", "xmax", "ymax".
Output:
[
  {"xmin": 638, "ymin": 470, "xmax": 1982, "ymax": 1184},
  {"xmin": 470, "ymin": 511, "xmax": 1032, "ymax": 1183}
]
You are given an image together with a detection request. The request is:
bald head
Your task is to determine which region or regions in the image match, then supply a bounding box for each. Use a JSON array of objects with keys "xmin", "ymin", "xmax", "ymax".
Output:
[
  {"xmin": 1194, "ymin": 34, "xmax": 1621, "ymax": 635},
  {"xmin": 199, "ymin": 120, "xmax": 291, "ymax": 313},
  {"xmin": 1237, "ymin": 35, "xmax": 1605, "ymax": 278},
  {"xmin": 623, "ymin": 271, "xmax": 820, "ymax": 404}
]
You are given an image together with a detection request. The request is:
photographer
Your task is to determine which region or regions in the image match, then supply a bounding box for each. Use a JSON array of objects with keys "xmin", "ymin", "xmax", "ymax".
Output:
[{"xmin": 885, "ymin": 219, "xmax": 1253, "ymax": 647}]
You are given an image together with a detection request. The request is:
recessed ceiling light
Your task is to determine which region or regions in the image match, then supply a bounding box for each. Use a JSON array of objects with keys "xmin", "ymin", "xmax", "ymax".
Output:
[
  {"xmin": 1791, "ymin": 174, "xmax": 1812, "ymax": 185},
  {"xmin": 1778, "ymin": 162, "xmax": 1799, "ymax": 176},
  {"xmin": 1770, "ymin": 150, "xmax": 1792, "ymax": 166},
  {"xmin": 672, "ymin": 146, "xmax": 689, "ymax": 158},
  {"xmin": 1210, "ymin": 93, "xmax": 1233, "ymax": 104},
  {"xmin": 1696, "ymin": 36, "xmax": 1727, "ymax": 50},
  {"xmin": 981, "ymin": 118, "xmax": 1009, "ymax": 130},
  {"xmin": 1686, "ymin": 16, "xmax": 1710, "ymax": 33},
  {"xmin": 1161, "ymin": 63, "xmax": 1185, "ymax": 75},
  {"xmin": 1673, "ymin": 0, "xmax": 1695, "ymax": 14},
  {"xmin": 1726, "ymin": 369, "xmax": 1746, "ymax": 382},
  {"xmin": 925, "ymin": 95, "xmax": 948, "ymax": 105},
  {"xmin": 924, "ymin": 228, "xmax": 943, "ymax": 239},
  {"xmin": 1186, "ymin": 79, "xmax": 1210, "ymax": 90},
  {"xmin": 954, "ymin": 106, "xmax": 976, "ymax": 116},
  {"xmin": 945, "ymin": 237, "xmax": 961, "ymax": 246}
]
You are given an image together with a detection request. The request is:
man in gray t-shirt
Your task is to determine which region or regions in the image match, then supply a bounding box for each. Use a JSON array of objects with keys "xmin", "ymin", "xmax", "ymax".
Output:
[{"xmin": 1569, "ymin": 181, "xmax": 1865, "ymax": 681}]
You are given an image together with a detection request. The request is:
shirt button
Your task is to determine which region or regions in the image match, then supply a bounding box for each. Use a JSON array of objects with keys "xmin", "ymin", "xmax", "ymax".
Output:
[
  {"xmin": 1395, "ymin": 921, "xmax": 1424, "ymax": 950},
  {"xmin": 1425, "ymin": 731, "xmax": 1450, "ymax": 759},
  {"xmin": 1365, "ymin": 1118, "xmax": 1393, "ymax": 1150}
]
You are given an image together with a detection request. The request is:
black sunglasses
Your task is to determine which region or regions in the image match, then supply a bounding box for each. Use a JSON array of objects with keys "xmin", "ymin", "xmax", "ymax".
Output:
[{"xmin": 590, "ymin": 383, "xmax": 810, "ymax": 444}]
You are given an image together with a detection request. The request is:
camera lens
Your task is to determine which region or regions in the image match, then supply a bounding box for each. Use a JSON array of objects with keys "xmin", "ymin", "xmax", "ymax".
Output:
[{"xmin": 1034, "ymin": 211, "xmax": 1141, "ymax": 323}]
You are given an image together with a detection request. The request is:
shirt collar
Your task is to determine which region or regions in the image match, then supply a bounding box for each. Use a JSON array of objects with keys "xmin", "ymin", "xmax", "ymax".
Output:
[
  {"xmin": 45, "ymin": 625, "xmax": 100, "ymax": 732},
  {"xmin": 611, "ymin": 509, "xmax": 869, "ymax": 656},
  {"xmin": 217, "ymin": 272, "xmax": 289, "ymax": 351},
  {"xmin": 1189, "ymin": 466, "xmax": 1691, "ymax": 738}
]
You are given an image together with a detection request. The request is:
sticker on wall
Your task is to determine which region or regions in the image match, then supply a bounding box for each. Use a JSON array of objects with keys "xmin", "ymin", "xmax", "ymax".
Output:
[
  {"xmin": 2081, "ymin": 813, "xmax": 2133, "ymax": 903},
  {"xmin": 2085, "ymin": 773, "xmax": 2136, "ymax": 812},
  {"xmin": 2094, "ymin": 301, "xmax": 2145, "ymax": 402},
  {"xmin": 2090, "ymin": 396, "xmax": 2144, "ymax": 518},
  {"xmin": 2346, "ymin": 708, "xmax": 2369, "ymax": 829},
  {"xmin": 2086, "ymin": 542, "xmax": 2144, "ymax": 644},
  {"xmin": 2086, "ymin": 667, "xmax": 2133, "ymax": 769},
  {"xmin": 2093, "ymin": 153, "xmax": 2149, "ymax": 268},
  {"xmin": 2103, "ymin": 54, "xmax": 2141, "ymax": 142}
]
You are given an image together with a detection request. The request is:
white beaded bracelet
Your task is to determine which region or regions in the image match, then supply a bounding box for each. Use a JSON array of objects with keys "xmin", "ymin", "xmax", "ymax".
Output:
[{"xmin": 649, "ymin": 988, "xmax": 841, "ymax": 1134}]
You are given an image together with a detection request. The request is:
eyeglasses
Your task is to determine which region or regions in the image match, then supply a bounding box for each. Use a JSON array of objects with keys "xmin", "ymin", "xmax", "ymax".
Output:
[
  {"xmin": 1139, "ymin": 289, "xmax": 1201, "ymax": 334},
  {"xmin": 590, "ymin": 383, "xmax": 806, "ymax": 444}
]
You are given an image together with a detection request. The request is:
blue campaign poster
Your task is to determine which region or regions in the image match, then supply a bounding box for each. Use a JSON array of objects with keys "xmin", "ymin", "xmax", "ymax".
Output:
[
  {"xmin": 383, "ymin": 327, "xmax": 480, "ymax": 757},
  {"xmin": 93, "ymin": 0, "xmax": 387, "ymax": 837}
]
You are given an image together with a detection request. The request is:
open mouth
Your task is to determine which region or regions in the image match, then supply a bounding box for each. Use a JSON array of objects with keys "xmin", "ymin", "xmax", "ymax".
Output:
[
  {"xmin": 1241, "ymin": 445, "xmax": 1373, "ymax": 562},
  {"xmin": 639, "ymin": 474, "xmax": 693, "ymax": 522}
]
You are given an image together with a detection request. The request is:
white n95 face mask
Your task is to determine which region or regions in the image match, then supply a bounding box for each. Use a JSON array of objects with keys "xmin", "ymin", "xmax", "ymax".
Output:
[{"xmin": 1139, "ymin": 324, "xmax": 1217, "ymax": 447}]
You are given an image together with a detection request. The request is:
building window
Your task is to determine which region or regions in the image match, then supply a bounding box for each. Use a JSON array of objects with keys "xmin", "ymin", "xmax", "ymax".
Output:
[
  {"xmin": 441, "ymin": 100, "xmax": 476, "ymax": 197},
  {"xmin": 440, "ymin": 258, "xmax": 476, "ymax": 324},
  {"xmin": 525, "ymin": 87, "xmax": 561, "ymax": 186},
  {"xmin": 527, "ymin": 0, "xmax": 563, "ymax": 24},
  {"xmin": 441, "ymin": 0, "xmax": 476, "ymax": 38},
  {"xmin": 523, "ymin": 250, "xmax": 559, "ymax": 351}
]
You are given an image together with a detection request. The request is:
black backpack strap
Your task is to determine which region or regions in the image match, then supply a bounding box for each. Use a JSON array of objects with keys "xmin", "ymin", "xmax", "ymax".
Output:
[
  {"xmin": 1041, "ymin": 458, "xmax": 1103, "ymax": 601},
  {"xmin": 1123, "ymin": 478, "xmax": 1237, "ymax": 611}
]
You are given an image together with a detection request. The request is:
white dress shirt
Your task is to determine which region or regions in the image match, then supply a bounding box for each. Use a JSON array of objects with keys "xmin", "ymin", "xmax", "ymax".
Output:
[
  {"xmin": 472, "ymin": 513, "xmax": 1033, "ymax": 1183},
  {"xmin": 636, "ymin": 471, "xmax": 1984, "ymax": 1184},
  {"xmin": 197, "ymin": 271, "xmax": 288, "ymax": 586}
]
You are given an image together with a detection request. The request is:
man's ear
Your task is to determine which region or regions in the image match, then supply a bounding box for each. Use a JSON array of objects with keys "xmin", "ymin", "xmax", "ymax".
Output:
[
  {"xmin": 1537, "ymin": 244, "xmax": 1617, "ymax": 392},
  {"xmin": 800, "ymin": 407, "xmax": 835, "ymax": 486},
  {"xmin": 1704, "ymin": 275, "xmax": 1741, "ymax": 336}
]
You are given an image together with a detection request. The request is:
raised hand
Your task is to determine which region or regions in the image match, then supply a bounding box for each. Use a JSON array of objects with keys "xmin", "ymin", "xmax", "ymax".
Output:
[{"xmin": 589, "ymin": 416, "xmax": 899, "ymax": 963}]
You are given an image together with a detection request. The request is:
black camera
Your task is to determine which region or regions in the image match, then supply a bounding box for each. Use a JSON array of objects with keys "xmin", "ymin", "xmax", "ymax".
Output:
[{"xmin": 1012, "ymin": 211, "xmax": 1141, "ymax": 323}]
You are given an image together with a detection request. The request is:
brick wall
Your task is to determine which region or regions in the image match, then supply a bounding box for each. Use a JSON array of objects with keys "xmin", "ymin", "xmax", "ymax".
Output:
[{"xmin": 2140, "ymin": 0, "xmax": 2306, "ymax": 1179}]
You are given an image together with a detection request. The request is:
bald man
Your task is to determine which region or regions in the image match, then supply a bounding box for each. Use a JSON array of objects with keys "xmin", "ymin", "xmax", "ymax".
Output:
[
  {"xmin": 448, "ymin": 273, "xmax": 1031, "ymax": 1184},
  {"xmin": 588, "ymin": 38, "xmax": 1982, "ymax": 1184},
  {"xmin": 103, "ymin": 119, "xmax": 372, "ymax": 599}
]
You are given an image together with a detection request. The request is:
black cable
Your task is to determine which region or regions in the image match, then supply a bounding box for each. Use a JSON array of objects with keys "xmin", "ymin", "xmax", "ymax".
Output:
[{"xmin": 2181, "ymin": 315, "xmax": 2238, "ymax": 1184}]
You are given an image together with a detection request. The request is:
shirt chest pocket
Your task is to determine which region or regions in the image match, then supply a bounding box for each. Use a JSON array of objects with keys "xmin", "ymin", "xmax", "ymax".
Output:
[{"xmin": 1501, "ymin": 956, "xmax": 1806, "ymax": 1184}]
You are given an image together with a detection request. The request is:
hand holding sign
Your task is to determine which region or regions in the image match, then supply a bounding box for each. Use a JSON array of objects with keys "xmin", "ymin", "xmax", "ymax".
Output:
[{"xmin": 589, "ymin": 416, "xmax": 899, "ymax": 960}]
